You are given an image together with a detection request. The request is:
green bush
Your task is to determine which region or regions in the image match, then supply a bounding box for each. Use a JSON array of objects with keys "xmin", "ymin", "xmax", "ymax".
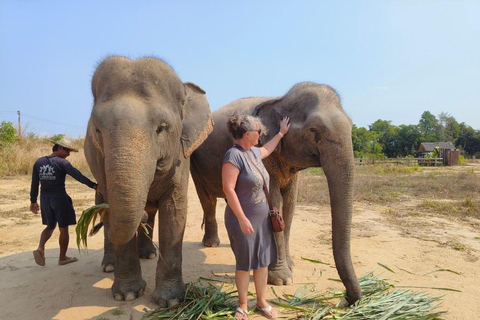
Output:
[
  {"xmin": 0, "ymin": 121, "xmax": 17, "ymax": 146},
  {"xmin": 50, "ymin": 134, "xmax": 65, "ymax": 142}
]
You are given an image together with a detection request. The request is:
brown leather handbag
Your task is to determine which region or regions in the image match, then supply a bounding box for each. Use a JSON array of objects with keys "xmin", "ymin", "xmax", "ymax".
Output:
[
  {"xmin": 236, "ymin": 145, "xmax": 285, "ymax": 232},
  {"xmin": 268, "ymin": 206, "xmax": 285, "ymax": 233}
]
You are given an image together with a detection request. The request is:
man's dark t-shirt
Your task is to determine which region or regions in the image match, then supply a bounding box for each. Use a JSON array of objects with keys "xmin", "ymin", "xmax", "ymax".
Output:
[{"xmin": 30, "ymin": 156, "xmax": 96, "ymax": 203}]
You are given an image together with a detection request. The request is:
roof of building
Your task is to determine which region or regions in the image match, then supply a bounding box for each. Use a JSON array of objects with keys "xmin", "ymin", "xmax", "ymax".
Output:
[{"xmin": 419, "ymin": 142, "xmax": 456, "ymax": 151}]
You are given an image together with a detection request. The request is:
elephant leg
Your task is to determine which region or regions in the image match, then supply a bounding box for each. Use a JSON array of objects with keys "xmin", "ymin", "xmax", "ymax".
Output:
[
  {"xmin": 191, "ymin": 166, "xmax": 220, "ymax": 247},
  {"xmin": 201, "ymin": 195, "xmax": 219, "ymax": 247},
  {"xmin": 102, "ymin": 231, "xmax": 115, "ymax": 272},
  {"xmin": 111, "ymin": 234, "xmax": 146, "ymax": 301},
  {"xmin": 267, "ymin": 176, "xmax": 296, "ymax": 286},
  {"xmin": 152, "ymin": 165, "xmax": 188, "ymax": 307},
  {"xmin": 95, "ymin": 192, "xmax": 115, "ymax": 272},
  {"xmin": 281, "ymin": 174, "xmax": 298, "ymax": 271},
  {"xmin": 137, "ymin": 207, "xmax": 157, "ymax": 259},
  {"xmin": 268, "ymin": 232, "xmax": 292, "ymax": 285}
]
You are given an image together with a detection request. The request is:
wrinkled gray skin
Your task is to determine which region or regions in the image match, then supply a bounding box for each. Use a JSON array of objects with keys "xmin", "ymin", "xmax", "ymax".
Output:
[
  {"xmin": 190, "ymin": 82, "xmax": 361, "ymax": 304},
  {"xmin": 84, "ymin": 56, "xmax": 213, "ymax": 306}
]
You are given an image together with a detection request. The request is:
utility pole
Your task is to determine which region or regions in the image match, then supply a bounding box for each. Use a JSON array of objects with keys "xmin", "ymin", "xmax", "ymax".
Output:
[{"xmin": 17, "ymin": 110, "xmax": 22, "ymax": 138}]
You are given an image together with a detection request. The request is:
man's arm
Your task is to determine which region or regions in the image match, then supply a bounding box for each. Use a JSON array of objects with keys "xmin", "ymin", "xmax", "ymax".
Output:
[
  {"xmin": 30, "ymin": 163, "xmax": 40, "ymax": 214},
  {"xmin": 62, "ymin": 160, "xmax": 97, "ymax": 189}
]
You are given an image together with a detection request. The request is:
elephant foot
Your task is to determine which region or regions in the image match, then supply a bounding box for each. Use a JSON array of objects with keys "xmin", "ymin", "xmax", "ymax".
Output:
[
  {"xmin": 102, "ymin": 255, "xmax": 115, "ymax": 273},
  {"xmin": 138, "ymin": 242, "xmax": 157, "ymax": 259},
  {"xmin": 268, "ymin": 262, "xmax": 293, "ymax": 285},
  {"xmin": 202, "ymin": 234, "xmax": 220, "ymax": 248},
  {"xmin": 287, "ymin": 255, "xmax": 295, "ymax": 271},
  {"xmin": 102, "ymin": 263, "xmax": 115, "ymax": 272},
  {"xmin": 152, "ymin": 280, "xmax": 185, "ymax": 307},
  {"xmin": 111, "ymin": 278, "xmax": 146, "ymax": 301}
]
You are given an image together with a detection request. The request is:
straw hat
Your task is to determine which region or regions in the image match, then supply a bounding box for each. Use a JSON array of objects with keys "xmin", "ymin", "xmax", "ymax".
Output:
[{"xmin": 50, "ymin": 137, "xmax": 79, "ymax": 152}]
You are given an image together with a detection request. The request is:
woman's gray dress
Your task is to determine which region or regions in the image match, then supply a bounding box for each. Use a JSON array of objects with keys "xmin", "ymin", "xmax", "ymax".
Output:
[{"xmin": 223, "ymin": 145, "xmax": 278, "ymax": 271}]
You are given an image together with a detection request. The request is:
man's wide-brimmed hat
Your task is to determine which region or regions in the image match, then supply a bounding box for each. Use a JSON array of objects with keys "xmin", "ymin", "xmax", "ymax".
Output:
[{"xmin": 50, "ymin": 137, "xmax": 79, "ymax": 152}]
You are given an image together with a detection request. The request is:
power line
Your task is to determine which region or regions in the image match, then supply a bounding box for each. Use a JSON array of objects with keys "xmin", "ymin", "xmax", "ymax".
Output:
[
  {"xmin": 22, "ymin": 112, "xmax": 86, "ymax": 129},
  {"xmin": 1, "ymin": 111, "xmax": 86, "ymax": 130}
]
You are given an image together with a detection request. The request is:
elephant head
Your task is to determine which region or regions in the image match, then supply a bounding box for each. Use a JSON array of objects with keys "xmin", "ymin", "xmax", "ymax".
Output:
[
  {"xmin": 85, "ymin": 56, "xmax": 213, "ymax": 245},
  {"xmin": 253, "ymin": 82, "xmax": 361, "ymax": 304}
]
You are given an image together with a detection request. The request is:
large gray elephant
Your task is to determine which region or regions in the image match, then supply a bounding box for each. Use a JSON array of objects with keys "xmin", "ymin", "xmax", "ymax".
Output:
[
  {"xmin": 190, "ymin": 82, "xmax": 361, "ymax": 304},
  {"xmin": 84, "ymin": 56, "xmax": 213, "ymax": 306}
]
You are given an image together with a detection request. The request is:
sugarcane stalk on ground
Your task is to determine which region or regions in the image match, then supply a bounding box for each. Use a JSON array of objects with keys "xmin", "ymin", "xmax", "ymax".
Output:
[{"xmin": 142, "ymin": 272, "xmax": 448, "ymax": 320}]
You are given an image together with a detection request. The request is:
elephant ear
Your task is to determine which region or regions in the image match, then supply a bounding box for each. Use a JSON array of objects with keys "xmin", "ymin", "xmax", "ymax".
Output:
[
  {"xmin": 253, "ymin": 98, "xmax": 283, "ymax": 149},
  {"xmin": 181, "ymin": 82, "xmax": 214, "ymax": 158}
]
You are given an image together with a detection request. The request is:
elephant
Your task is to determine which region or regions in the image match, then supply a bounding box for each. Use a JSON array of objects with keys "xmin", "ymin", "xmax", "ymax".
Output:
[
  {"xmin": 190, "ymin": 82, "xmax": 362, "ymax": 304},
  {"xmin": 84, "ymin": 56, "xmax": 214, "ymax": 306}
]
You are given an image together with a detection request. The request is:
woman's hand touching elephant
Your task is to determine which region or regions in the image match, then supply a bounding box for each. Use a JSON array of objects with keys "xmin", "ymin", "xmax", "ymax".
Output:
[
  {"xmin": 279, "ymin": 116, "xmax": 291, "ymax": 136},
  {"xmin": 260, "ymin": 116, "xmax": 291, "ymax": 159}
]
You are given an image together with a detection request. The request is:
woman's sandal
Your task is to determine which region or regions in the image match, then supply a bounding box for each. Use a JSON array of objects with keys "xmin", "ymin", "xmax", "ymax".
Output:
[
  {"xmin": 235, "ymin": 306, "xmax": 248, "ymax": 320},
  {"xmin": 257, "ymin": 304, "xmax": 277, "ymax": 319}
]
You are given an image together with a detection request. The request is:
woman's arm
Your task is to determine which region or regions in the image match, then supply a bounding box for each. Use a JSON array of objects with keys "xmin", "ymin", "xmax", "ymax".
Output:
[
  {"xmin": 260, "ymin": 116, "xmax": 291, "ymax": 159},
  {"xmin": 222, "ymin": 162, "xmax": 254, "ymax": 234}
]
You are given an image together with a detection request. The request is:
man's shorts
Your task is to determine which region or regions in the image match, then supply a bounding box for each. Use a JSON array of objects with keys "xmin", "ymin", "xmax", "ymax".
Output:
[{"xmin": 40, "ymin": 194, "xmax": 76, "ymax": 228}]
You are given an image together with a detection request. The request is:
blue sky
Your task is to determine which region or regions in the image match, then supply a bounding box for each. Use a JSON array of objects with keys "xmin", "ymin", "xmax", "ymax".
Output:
[{"xmin": 1, "ymin": 1, "xmax": 479, "ymax": 138}]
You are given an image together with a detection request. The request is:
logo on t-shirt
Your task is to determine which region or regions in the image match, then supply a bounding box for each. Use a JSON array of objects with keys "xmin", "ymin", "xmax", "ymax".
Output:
[{"xmin": 39, "ymin": 164, "xmax": 56, "ymax": 180}]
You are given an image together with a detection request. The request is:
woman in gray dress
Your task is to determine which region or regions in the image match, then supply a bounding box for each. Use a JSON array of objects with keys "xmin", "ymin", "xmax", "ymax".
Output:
[{"xmin": 222, "ymin": 113, "xmax": 290, "ymax": 320}]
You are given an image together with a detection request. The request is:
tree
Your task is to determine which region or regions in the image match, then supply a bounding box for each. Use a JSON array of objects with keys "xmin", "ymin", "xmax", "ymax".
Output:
[
  {"xmin": 456, "ymin": 123, "xmax": 480, "ymax": 156},
  {"xmin": 397, "ymin": 124, "xmax": 422, "ymax": 157},
  {"xmin": 418, "ymin": 111, "xmax": 438, "ymax": 142},
  {"xmin": 437, "ymin": 112, "xmax": 459, "ymax": 142},
  {"xmin": 369, "ymin": 119, "xmax": 398, "ymax": 157},
  {"xmin": 352, "ymin": 125, "xmax": 384, "ymax": 157},
  {"xmin": 0, "ymin": 121, "xmax": 17, "ymax": 147}
]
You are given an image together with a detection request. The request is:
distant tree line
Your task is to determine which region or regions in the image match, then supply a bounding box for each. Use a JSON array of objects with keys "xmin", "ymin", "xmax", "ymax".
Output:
[{"xmin": 352, "ymin": 111, "xmax": 480, "ymax": 158}]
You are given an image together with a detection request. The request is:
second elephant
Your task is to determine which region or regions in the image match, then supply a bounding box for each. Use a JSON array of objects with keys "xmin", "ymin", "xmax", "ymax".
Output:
[{"xmin": 190, "ymin": 82, "xmax": 362, "ymax": 304}]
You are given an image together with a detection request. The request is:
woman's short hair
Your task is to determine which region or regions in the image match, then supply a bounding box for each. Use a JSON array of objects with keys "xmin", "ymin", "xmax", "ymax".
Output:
[{"xmin": 227, "ymin": 112, "xmax": 265, "ymax": 140}]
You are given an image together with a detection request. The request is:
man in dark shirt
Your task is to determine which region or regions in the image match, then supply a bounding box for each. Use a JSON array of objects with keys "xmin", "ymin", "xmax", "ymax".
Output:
[{"xmin": 30, "ymin": 137, "xmax": 100, "ymax": 266}]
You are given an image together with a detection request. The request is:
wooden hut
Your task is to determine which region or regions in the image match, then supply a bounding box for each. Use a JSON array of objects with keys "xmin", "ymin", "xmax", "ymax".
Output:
[{"xmin": 418, "ymin": 142, "xmax": 459, "ymax": 166}]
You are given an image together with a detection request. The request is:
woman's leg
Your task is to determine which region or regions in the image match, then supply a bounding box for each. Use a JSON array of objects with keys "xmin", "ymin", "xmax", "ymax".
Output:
[
  {"xmin": 254, "ymin": 267, "xmax": 277, "ymax": 318},
  {"xmin": 253, "ymin": 267, "xmax": 269, "ymax": 307},
  {"xmin": 235, "ymin": 270, "xmax": 250, "ymax": 311}
]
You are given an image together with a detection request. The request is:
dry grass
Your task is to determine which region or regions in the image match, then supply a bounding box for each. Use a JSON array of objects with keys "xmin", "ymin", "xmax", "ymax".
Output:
[
  {"xmin": 0, "ymin": 137, "xmax": 91, "ymax": 177},
  {"xmin": 3, "ymin": 136, "xmax": 480, "ymax": 223},
  {"xmin": 298, "ymin": 163, "xmax": 480, "ymax": 221}
]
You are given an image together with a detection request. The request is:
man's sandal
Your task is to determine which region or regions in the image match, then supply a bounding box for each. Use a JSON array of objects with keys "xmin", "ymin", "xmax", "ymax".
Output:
[
  {"xmin": 33, "ymin": 250, "xmax": 45, "ymax": 266},
  {"xmin": 235, "ymin": 306, "xmax": 248, "ymax": 320},
  {"xmin": 257, "ymin": 304, "xmax": 277, "ymax": 319}
]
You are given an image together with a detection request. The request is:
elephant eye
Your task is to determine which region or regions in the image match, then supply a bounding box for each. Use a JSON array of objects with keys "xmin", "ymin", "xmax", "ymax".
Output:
[
  {"xmin": 309, "ymin": 127, "xmax": 321, "ymax": 143},
  {"xmin": 156, "ymin": 123, "xmax": 166, "ymax": 134}
]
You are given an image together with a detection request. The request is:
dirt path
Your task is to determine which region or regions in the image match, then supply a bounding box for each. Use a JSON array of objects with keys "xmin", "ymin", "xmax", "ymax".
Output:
[{"xmin": 0, "ymin": 174, "xmax": 479, "ymax": 319}]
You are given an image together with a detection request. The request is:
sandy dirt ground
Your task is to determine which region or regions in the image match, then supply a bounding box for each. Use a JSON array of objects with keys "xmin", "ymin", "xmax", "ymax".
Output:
[{"xmin": 1, "ymin": 167, "xmax": 479, "ymax": 320}]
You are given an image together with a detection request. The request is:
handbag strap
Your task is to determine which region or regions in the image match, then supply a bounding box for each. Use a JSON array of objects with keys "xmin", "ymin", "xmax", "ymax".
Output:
[{"xmin": 234, "ymin": 145, "xmax": 274, "ymax": 210}]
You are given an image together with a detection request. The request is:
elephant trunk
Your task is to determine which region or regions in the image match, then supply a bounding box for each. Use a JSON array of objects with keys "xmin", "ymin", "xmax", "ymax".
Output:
[
  {"xmin": 104, "ymin": 142, "xmax": 155, "ymax": 245},
  {"xmin": 321, "ymin": 140, "xmax": 362, "ymax": 304}
]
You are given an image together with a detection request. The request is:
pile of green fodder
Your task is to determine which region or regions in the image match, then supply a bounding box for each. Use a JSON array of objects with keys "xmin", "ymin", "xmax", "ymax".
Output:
[{"xmin": 142, "ymin": 272, "xmax": 448, "ymax": 320}]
